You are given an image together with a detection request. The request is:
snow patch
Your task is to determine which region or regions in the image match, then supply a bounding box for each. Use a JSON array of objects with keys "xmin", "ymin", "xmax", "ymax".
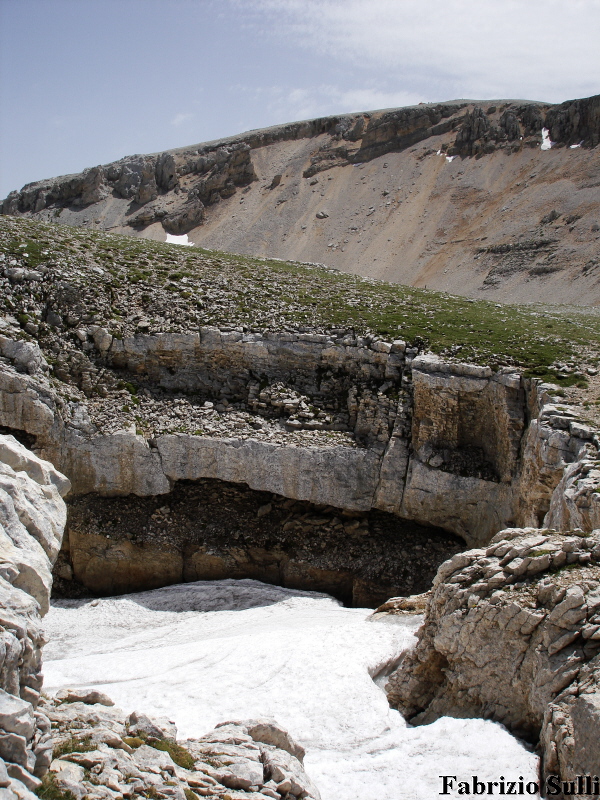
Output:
[
  {"xmin": 42, "ymin": 579, "xmax": 539, "ymax": 800},
  {"xmin": 446, "ymin": 155, "xmax": 456, "ymax": 163},
  {"xmin": 541, "ymin": 128, "xmax": 553, "ymax": 150},
  {"xmin": 165, "ymin": 233, "xmax": 194, "ymax": 246},
  {"xmin": 570, "ymin": 142, "xmax": 583, "ymax": 149}
]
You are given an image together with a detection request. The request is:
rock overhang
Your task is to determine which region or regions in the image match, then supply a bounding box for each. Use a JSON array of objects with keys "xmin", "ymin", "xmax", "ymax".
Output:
[{"xmin": 1, "ymin": 319, "xmax": 596, "ymax": 549}]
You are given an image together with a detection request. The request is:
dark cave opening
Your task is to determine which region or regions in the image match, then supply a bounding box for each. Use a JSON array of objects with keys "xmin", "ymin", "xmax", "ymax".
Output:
[
  {"xmin": 0, "ymin": 425, "xmax": 38, "ymax": 451},
  {"xmin": 53, "ymin": 478, "xmax": 464, "ymax": 608}
]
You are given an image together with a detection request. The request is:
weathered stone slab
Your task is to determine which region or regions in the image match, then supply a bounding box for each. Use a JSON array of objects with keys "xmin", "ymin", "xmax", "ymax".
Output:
[{"xmin": 156, "ymin": 435, "xmax": 381, "ymax": 510}]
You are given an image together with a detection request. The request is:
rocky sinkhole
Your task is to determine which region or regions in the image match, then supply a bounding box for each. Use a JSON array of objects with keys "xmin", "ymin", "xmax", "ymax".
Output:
[
  {"xmin": 53, "ymin": 479, "xmax": 463, "ymax": 607},
  {"xmin": 4, "ymin": 209, "xmax": 600, "ymax": 797}
]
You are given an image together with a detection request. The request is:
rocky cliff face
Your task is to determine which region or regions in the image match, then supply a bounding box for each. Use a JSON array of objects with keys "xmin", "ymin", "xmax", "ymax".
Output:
[
  {"xmin": 0, "ymin": 321, "xmax": 583, "ymax": 540},
  {"xmin": 3, "ymin": 95, "xmax": 600, "ymax": 305},
  {"xmin": 0, "ymin": 434, "xmax": 70, "ymax": 796},
  {"xmin": 1, "ymin": 307, "xmax": 598, "ymax": 603},
  {"xmin": 386, "ymin": 526, "xmax": 600, "ymax": 794},
  {"xmin": 4, "ymin": 96, "xmax": 598, "ymax": 220}
]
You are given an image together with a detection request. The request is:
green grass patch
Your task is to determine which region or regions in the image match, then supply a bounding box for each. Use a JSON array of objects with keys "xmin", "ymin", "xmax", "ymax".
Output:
[
  {"xmin": 123, "ymin": 731, "xmax": 195, "ymax": 769},
  {"xmin": 4, "ymin": 236, "xmax": 48, "ymax": 269},
  {"xmin": 523, "ymin": 366, "xmax": 589, "ymax": 388},
  {"xmin": 122, "ymin": 735, "xmax": 145, "ymax": 748},
  {"xmin": 53, "ymin": 734, "xmax": 96, "ymax": 758},
  {"xmin": 149, "ymin": 738, "xmax": 195, "ymax": 770},
  {"xmin": 551, "ymin": 562, "xmax": 584, "ymax": 574},
  {"xmin": 36, "ymin": 774, "xmax": 77, "ymax": 800},
  {"xmin": 3, "ymin": 215, "xmax": 600, "ymax": 371}
]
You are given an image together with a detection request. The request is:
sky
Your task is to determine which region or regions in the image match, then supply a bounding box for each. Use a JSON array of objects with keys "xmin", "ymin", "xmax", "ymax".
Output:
[{"xmin": 1, "ymin": 0, "xmax": 599, "ymax": 198}]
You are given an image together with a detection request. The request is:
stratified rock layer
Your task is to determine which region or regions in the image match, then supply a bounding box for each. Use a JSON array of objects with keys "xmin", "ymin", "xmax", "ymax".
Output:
[
  {"xmin": 386, "ymin": 527, "xmax": 600, "ymax": 792},
  {"xmin": 0, "ymin": 435, "xmax": 70, "ymax": 797},
  {"xmin": 1, "ymin": 322, "xmax": 598, "ymax": 551}
]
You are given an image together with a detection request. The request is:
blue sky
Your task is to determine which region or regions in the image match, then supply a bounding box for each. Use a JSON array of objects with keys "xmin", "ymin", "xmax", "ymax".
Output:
[{"xmin": 1, "ymin": 0, "xmax": 599, "ymax": 198}]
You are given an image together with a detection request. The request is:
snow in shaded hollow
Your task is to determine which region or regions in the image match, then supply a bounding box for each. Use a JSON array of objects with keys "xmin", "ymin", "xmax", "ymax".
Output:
[
  {"xmin": 165, "ymin": 233, "xmax": 193, "ymax": 246},
  {"xmin": 42, "ymin": 579, "xmax": 539, "ymax": 800},
  {"xmin": 541, "ymin": 128, "xmax": 553, "ymax": 151}
]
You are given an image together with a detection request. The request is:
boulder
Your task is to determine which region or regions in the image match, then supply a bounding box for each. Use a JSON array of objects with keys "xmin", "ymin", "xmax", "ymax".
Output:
[
  {"xmin": 387, "ymin": 527, "xmax": 600, "ymax": 785},
  {"xmin": 54, "ymin": 689, "xmax": 114, "ymax": 707}
]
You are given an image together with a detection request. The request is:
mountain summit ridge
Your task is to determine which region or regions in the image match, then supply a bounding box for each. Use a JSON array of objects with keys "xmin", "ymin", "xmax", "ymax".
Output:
[{"xmin": 2, "ymin": 93, "xmax": 600, "ymax": 304}]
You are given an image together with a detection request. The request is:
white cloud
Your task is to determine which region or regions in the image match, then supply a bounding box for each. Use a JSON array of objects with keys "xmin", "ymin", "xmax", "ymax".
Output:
[
  {"xmin": 303, "ymin": 86, "xmax": 424, "ymax": 114},
  {"xmin": 235, "ymin": 0, "xmax": 600, "ymax": 103},
  {"xmin": 231, "ymin": 83, "xmax": 424, "ymax": 128},
  {"xmin": 171, "ymin": 113, "xmax": 195, "ymax": 127}
]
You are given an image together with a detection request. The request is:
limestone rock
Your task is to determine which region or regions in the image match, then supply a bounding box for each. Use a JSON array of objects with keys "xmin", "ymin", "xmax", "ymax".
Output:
[
  {"xmin": 126, "ymin": 710, "xmax": 176, "ymax": 740},
  {"xmin": 54, "ymin": 688, "xmax": 114, "ymax": 707},
  {"xmin": 217, "ymin": 718, "xmax": 305, "ymax": 763},
  {"xmin": 0, "ymin": 437, "xmax": 68, "ymax": 791},
  {"xmin": 43, "ymin": 694, "xmax": 321, "ymax": 800},
  {"xmin": 386, "ymin": 527, "xmax": 600, "ymax": 786},
  {"xmin": 156, "ymin": 433, "xmax": 381, "ymax": 511},
  {"xmin": 2, "ymin": 319, "xmax": 600, "ymax": 551},
  {"xmin": 545, "ymin": 94, "xmax": 600, "ymax": 148},
  {"xmin": 0, "ymin": 693, "xmax": 34, "ymax": 741},
  {"xmin": 372, "ymin": 592, "xmax": 429, "ymax": 616},
  {"xmin": 0, "ymin": 436, "xmax": 70, "ymax": 498},
  {"xmin": 0, "ymin": 339, "xmax": 47, "ymax": 378}
]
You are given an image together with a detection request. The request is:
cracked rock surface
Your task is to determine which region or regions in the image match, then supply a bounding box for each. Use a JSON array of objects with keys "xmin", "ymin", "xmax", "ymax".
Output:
[
  {"xmin": 0, "ymin": 435, "xmax": 69, "ymax": 798},
  {"xmin": 386, "ymin": 526, "xmax": 600, "ymax": 789},
  {"xmin": 42, "ymin": 691, "xmax": 320, "ymax": 800}
]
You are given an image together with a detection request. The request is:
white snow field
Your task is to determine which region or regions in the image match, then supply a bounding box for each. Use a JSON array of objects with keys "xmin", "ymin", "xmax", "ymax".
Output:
[
  {"xmin": 43, "ymin": 579, "xmax": 539, "ymax": 800},
  {"xmin": 165, "ymin": 233, "xmax": 193, "ymax": 245}
]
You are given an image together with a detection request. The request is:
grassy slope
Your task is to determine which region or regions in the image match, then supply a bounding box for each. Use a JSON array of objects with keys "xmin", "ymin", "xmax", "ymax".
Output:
[{"xmin": 1, "ymin": 215, "xmax": 598, "ymax": 385}]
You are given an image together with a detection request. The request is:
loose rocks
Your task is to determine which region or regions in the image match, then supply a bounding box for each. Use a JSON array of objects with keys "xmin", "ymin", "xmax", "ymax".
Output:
[{"xmin": 42, "ymin": 693, "xmax": 320, "ymax": 800}]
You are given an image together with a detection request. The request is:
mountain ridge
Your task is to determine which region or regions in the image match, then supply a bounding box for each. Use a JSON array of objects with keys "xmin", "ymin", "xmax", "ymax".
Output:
[{"xmin": 2, "ymin": 93, "xmax": 600, "ymax": 304}]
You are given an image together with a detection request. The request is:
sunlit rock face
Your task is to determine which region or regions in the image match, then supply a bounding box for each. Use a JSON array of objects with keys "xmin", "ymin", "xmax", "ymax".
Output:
[
  {"xmin": 42, "ymin": 688, "xmax": 323, "ymax": 800},
  {"xmin": 0, "ymin": 434, "xmax": 69, "ymax": 794},
  {"xmin": 386, "ymin": 527, "xmax": 600, "ymax": 789},
  {"xmin": 0, "ymin": 328, "xmax": 568, "ymax": 539},
  {"xmin": 2, "ymin": 319, "xmax": 599, "ymax": 602}
]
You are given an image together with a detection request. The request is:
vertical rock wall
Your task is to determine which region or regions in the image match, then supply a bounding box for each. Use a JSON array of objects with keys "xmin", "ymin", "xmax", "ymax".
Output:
[
  {"xmin": 0, "ymin": 435, "xmax": 70, "ymax": 796},
  {"xmin": 386, "ymin": 527, "xmax": 600, "ymax": 795},
  {"xmin": 1, "ymin": 326, "xmax": 599, "ymax": 547}
]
